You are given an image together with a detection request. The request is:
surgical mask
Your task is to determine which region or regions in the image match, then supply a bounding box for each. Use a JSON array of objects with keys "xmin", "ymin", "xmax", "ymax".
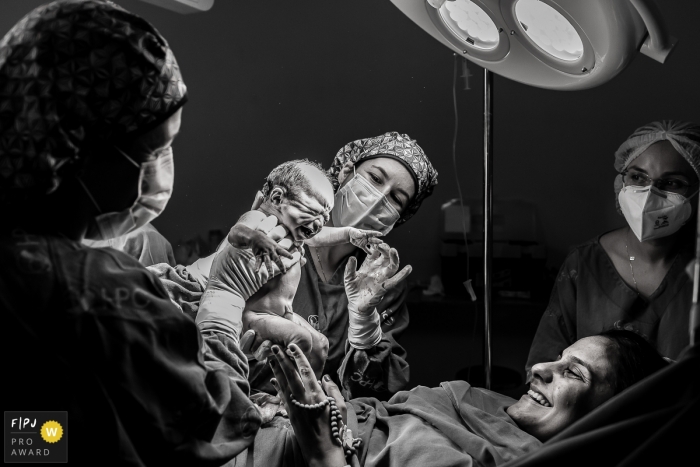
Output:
[
  {"xmin": 80, "ymin": 146, "xmax": 174, "ymax": 241},
  {"xmin": 331, "ymin": 170, "xmax": 400, "ymax": 235},
  {"xmin": 618, "ymin": 184, "xmax": 695, "ymax": 242}
]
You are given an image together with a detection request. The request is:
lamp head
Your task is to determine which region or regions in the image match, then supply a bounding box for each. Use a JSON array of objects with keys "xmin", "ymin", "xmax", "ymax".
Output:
[{"xmin": 392, "ymin": 0, "xmax": 676, "ymax": 90}]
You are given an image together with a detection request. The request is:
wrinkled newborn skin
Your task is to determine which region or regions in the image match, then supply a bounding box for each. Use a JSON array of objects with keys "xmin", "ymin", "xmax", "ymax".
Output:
[
  {"xmin": 243, "ymin": 164, "xmax": 334, "ymax": 372},
  {"xmin": 245, "ymin": 163, "xmax": 333, "ymax": 319}
]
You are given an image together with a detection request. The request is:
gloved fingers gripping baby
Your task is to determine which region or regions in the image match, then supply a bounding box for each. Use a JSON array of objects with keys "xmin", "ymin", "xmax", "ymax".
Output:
[
  {"xmin": 197, "ymin": 160, "xmax": 335, "ymax": 349},
  {"xmin": 226, "ymin": 211, "xmax": 297, "ymax": 275}
]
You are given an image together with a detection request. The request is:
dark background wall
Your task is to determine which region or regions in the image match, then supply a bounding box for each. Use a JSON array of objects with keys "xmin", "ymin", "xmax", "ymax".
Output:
[{"xmin": 2, "ymin": 0, "xmax": 699, "ymax": 282}]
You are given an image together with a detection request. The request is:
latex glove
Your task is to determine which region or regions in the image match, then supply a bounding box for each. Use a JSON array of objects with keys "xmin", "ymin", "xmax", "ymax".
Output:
[
  {"xmin": 343, "ymin": 243, "xmax": 412, "ymax": 349},
  {"xmin": 348, "ymin": 228, "xmax": 383, "ymax": 253},
  {"xmin": 230, "ymin": 209, "xmax": 302, "ymax": 274},
  {"xmin": 251, "ymin": 190, "xmax": 265, "ymax": 210},
  {"xmin": 195, "ymin": 238, "xmax": 301, "ymax": 342},
  {"xmin": 344, "ymin": 243, "xmax": 412, "ymax": 315}
]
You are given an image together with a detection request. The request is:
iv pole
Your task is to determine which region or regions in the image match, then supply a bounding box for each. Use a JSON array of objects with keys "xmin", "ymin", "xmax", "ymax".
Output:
[
  {"xmin": 483, "ymin": 69, "xmax": 493, "ymax": 390},
  {"xmin": 691, "ymin": 203, "xmax": 700, "ymax": 346}
]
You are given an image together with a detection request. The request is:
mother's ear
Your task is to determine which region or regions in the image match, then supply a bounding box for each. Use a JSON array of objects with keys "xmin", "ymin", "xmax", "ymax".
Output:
[{"xmin": 337, "ymin": 160, "xmax": 356, "ymax": 185}]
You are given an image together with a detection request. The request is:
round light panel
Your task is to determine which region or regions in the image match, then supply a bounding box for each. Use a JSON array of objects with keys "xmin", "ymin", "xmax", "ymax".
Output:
[
  {"xmin": 515, "ymin": 0, "xmax": 583, "ymax": 61},
  {"xmin": 440, "ymin": 0, "xmax": 500, "ymax": 50}
]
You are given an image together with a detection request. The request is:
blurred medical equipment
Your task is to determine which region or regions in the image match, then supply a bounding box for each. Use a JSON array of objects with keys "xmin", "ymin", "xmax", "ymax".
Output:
[
  {"xmin": 392, "ymin": 0, "xmax": 676, "ymax": 389},
  {"xmin": 138, "ymin": 0, "xmax": 214, "ymax": 14},
  {"xmin": 441, "ymin": 198, "xmax": 548, "ymax": 300}
]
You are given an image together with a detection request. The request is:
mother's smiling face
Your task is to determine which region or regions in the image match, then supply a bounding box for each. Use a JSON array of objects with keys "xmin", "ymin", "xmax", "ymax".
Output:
[{"xmin": 506, "ymin": 336, "xmax": 616, "ymax": 441}]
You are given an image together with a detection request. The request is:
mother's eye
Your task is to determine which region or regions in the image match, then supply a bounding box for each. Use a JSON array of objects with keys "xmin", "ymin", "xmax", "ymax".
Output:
[
  {"xmin": 369, "ymin": 173, "xmax": 381, "ymax": 183},
  {"xmin": 564, "ymin": 369, "xmax": 581, "ymax": 380}
]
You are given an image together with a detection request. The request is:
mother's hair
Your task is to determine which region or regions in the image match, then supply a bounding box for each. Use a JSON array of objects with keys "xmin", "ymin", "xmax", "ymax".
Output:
[{"xmin": 598, "ymin": 329, "xmax": 669, "ymax": 394}]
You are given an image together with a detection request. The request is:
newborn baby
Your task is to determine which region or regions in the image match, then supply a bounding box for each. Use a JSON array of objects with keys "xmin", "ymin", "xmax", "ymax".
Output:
[{"xmin": 210, "ymin": 159, "xmax": 381, "ymax": 375}]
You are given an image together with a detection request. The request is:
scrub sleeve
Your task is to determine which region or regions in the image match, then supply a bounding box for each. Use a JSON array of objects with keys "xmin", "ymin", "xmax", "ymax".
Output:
[{"xmin": 0, "ymin": 234, "xmax": 259, "ymax": 465}]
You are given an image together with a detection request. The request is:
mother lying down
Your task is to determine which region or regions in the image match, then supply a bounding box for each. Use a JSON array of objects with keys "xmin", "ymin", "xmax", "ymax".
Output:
[{"xmin": 240, "ymin": 329, "xmax": 666, "ymax": 467}]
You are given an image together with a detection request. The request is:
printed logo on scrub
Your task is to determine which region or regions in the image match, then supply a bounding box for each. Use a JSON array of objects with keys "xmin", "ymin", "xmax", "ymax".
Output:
[{"xmin": 4, "ymin": 411, "xmax": 67, "ymax": 463}]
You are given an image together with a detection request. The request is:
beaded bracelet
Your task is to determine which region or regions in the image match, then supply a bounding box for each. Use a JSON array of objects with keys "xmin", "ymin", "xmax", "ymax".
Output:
[{"xmin": 289, "ymin": 396, "xmax": 362, "ymax": 461}]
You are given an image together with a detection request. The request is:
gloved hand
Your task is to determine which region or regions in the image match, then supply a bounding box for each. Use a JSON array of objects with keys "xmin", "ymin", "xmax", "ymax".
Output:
[
  {"xmin": 348, "ymin": 228, "xmax": 383, "ymax": 253},
  {"xmin": 195, "ymin": 215, "xmax": 302, "ymax": 343},
  {"xmin": 344, "ymin": 243, "xmax": 412, "ymax": 315},
  {"xmin": 343, "ymin": 243, "xmax": 412, "ymax": 349}
]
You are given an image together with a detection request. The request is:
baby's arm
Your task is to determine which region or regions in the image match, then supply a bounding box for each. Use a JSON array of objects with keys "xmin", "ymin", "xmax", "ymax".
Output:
[
  {"xmin": 228, "ymin": 210, "xmax": 295, "ymax": 273},
  {"xmin": 305, "ymin": 226, "xmax": 383, "ymax": 252}
]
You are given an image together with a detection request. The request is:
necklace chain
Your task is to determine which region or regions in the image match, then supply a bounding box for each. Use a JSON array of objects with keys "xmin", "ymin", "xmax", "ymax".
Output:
[
  {"xmin": 625, "ymin": 230, "xmax": 640, "ymax": 295},
  {"xmin": 313, "ymin": 246, "xmax": 329, "ymax": 282}
]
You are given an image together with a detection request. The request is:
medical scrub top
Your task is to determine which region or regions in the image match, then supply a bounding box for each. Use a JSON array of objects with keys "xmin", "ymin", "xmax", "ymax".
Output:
[
  {"xmin": 247, "ymin": 245, "xmax": 411, "ymax": 401},
  {"xmin": 526, "ymin": 234, "xmax": 693, "ymax": 376},
  {"xmin": 237, "ymin": 381, "xmax": 541, "ymax": 467},
  {"xmin": 82, "ymin": 223, "xmax": 176, "ymax": 267},
  {"xmin": 0, "ymin": 233, "xmax": 259, "ymax": 465}
]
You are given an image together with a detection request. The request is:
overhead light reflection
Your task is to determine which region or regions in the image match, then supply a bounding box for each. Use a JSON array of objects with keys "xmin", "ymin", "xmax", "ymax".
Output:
[
  {"xmin": 515, "ymin": 0, "xmax": 583, "ymax": 61},
  {"xmin": 440, "ymin": 0, "xmax": 499, "ymax": 50}
]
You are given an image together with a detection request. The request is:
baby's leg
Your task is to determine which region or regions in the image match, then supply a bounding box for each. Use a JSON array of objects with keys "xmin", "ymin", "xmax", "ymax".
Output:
[
  {"xmin": 241, "ymin": 308, "xmax": 328, "ymax": 378},
  {"xmin": 243, "ymin": 310, "xmax": 315, "ymax": 359},
  {"xmin": 286, "ymin": 311, "xmax": 329, "ymax": 378}
]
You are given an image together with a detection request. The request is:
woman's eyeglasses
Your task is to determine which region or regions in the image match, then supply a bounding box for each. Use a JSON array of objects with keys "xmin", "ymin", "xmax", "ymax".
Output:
[{"xmin": 621, "ymin": 169, "xmax": 697, "ymax": 196}]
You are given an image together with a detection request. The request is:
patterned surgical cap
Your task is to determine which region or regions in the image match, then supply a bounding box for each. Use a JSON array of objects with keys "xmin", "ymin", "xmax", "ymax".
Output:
[
  {"xmin": 328, "ymin": 131, "xmax": 438, "ymax": 226},
  {"xmin": 613, "ymin": 121, "xmax": 700, "ymax": 212},
  {"xmin": 0, "ymin": 0, "xmax": 187, "ymax": 198}
]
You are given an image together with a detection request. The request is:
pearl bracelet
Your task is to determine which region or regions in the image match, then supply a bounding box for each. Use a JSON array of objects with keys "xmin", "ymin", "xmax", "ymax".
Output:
[{"xmin": 289, "ymin": 396, "xmax": 361, "ymax": 460}]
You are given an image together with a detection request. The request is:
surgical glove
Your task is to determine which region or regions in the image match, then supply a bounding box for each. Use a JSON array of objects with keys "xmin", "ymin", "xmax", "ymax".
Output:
[
  {"xmin": 251, "ymin": 190, "xmax": 265, "ymax": 210},
  {"xmin": 187, "ymin": 252, "xmax": 217, "ymax": 289},
  {"xmin": 195, "ymin": 242, "xmax": 301, "ymax": 343},
  {"xmin": 186, "ymin": 236, "xmax": 229, "ymax": 288},
  {"xmin": 343, "ymin": 243, "xmax": 412, "ymax": 349},
  {"xmin": 348, "ymin": 228, "xmax": 383, "ymax": 252}
]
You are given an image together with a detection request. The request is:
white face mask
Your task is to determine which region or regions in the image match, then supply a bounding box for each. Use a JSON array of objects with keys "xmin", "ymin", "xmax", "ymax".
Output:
[
  {"xmin": 331, "ymin": 171, "xmax": 400, "ymax": 235},
  {"xmin": 618, "ymin": 184, "xmax": 694, "ymax": 242},
  {"xmin": 80, "ymin": 146, "xmax": 174, "ymax": 241}
]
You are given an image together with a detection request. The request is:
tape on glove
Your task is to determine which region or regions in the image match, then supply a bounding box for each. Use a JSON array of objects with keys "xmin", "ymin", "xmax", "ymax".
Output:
[{"xmin": 347, "ymin": 308, "xmax": 382, "ymax": 350}]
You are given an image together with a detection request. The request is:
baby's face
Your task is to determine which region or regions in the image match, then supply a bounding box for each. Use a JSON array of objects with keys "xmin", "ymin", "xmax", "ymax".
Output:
[{"xmin": 276, "ymin": 167, "xmax": 334, "ymax": 241}]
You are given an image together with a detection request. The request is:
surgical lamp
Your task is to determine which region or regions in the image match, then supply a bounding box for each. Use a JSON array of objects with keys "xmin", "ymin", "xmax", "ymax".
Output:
[
  {"xmin": 138, "ymin": 0, "xmax": 214, "ymax": 14},
  {"xmin": 391, "ymin": 0, "xmax": 677, "ymax": 389}
]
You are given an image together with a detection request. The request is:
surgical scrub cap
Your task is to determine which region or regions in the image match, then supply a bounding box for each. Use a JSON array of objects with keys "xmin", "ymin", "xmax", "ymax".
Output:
[
  {"xmin": 613, "ymin": 121, "xmax": 700, "ymax": 211},
  {"xmin": 328, "ymin": 131, "xmax": 438, "ymax": 225},
  {"xmin": 0, "ymin": 0, "xmax": 187, "ymax": 199}
]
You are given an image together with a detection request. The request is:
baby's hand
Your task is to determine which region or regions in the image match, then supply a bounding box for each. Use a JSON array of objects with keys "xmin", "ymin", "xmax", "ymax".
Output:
[
  {"xmin": 348, "ymin": 228, "xmax": 383, "ymax": 253},
  {"xmin": 250, "ymin": 230, "xmax": 295, "ymax": 274}
]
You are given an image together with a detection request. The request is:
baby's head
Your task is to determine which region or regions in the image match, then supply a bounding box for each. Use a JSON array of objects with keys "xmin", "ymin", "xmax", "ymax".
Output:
[{"xmin": 260, "ymin": 159, "xmax": 334, "ymax": 241}]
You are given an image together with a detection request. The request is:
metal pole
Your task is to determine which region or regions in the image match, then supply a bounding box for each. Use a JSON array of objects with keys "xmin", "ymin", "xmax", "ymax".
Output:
[
  {"xmin": 483, "ymin": 69, "xmax": 493, "ymax": 389},
  {"xmin": 690, "ymin": 199, "xmax": 700, "ymax": 345}
]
